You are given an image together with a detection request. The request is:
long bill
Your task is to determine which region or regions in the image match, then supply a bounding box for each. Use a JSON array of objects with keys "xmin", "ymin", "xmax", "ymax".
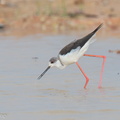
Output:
[{"xmin": 37, "ymin": 66, "xmax": 51, "ymax": 79}]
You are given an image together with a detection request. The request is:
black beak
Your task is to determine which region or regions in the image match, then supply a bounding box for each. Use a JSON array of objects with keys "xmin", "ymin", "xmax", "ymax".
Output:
[{"xmin": 37, "ymin": 66, "xmax": 51, "ymax": 79}]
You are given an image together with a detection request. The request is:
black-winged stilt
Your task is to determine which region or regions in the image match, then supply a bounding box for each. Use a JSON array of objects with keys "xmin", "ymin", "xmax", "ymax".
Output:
[{"xmin": 38, "ymin": 24, "xmax": 106, "ymax": 88}]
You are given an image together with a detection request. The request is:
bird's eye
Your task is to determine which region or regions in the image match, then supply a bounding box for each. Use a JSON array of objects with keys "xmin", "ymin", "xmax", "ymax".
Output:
[{"xmin": 51, "ymin": 61, "xmax": 54, "ymax": 63}]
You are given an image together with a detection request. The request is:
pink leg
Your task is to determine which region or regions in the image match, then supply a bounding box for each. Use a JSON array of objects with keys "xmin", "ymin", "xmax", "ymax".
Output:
[
  {"xmin": 84, "ymin": 54, "xmax": 106, "ymax": 88},
  {"xmin": 76, "ymin": 62, "xmax": 89, "ymax": 89}
]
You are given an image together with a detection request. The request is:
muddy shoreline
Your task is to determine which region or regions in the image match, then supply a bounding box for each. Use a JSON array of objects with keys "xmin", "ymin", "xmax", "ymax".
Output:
[{"xmin": 0, "ymin": 0, "xmax": 120, "ymax": 37}]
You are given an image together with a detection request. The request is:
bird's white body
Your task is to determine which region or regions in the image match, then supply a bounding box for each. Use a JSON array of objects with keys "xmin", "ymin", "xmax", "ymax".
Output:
[
  {"xmin": 57, "ymin": 35, "xmax": 96, "ymax": 69},
  {"xmin": 59, "ymin": 46, "xmax": 80, "ymax": 65}
]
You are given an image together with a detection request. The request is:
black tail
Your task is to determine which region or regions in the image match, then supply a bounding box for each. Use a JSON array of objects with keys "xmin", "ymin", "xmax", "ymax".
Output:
[
  {"xmin": 59, "ymin": 23, "xmax": 103, "ymax": 55},
  {"xmin": 76, "ymin": 23, "xmax": 103, "ymax": 48},
  {"xmin": 92, "ymin": 23, "xmax": 103, "ymax": 34}
]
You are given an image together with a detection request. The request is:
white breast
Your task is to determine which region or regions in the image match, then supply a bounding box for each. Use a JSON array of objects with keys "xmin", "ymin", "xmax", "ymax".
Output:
[{"xmin": 59, "ymin": 46, "xmax": 80, "ymax": 65}]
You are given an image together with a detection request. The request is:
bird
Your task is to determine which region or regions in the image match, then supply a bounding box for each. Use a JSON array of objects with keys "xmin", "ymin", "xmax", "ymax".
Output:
[{"xmin": 38, "ymin": 23, "xmax": 106, "ymax": 88}]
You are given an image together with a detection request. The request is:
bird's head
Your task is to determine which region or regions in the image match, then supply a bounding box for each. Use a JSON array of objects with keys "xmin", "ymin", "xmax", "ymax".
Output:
[
  {"xmin": 48, "ymin": 57, "xmax": 58, "ymax": 67},
  {"xmin": 37, "ymin": 57, "xmax": 58, "ymax": 79},
  {"xmin": 37, "ymin": 57, "xmax": 65, "ymax": 79}
]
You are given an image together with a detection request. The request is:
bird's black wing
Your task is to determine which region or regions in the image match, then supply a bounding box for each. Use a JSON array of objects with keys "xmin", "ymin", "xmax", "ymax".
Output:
[{"xmin": 59, "ymin": 23, "xmax": 103, "ymax": 55}]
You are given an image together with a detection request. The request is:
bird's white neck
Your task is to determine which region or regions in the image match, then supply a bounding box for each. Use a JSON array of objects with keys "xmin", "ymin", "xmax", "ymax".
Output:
[{"xmin": 55, "ymin": 59, "xmax": 66, "ymax": 69}]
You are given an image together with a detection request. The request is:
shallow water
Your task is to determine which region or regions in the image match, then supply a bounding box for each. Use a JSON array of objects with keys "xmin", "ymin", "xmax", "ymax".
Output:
[{"xmin": 0, "ymin": 35, "xmax": 120, "ymax": 120}]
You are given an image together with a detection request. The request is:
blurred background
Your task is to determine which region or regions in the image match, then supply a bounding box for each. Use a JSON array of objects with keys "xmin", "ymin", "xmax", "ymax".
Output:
[{"xmin": 0, "ymin": 0, "xmax": 120, "ymax": 36}]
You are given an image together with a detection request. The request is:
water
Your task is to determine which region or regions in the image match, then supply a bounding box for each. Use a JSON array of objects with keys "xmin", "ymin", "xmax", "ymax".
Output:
[{"xmin": 0, "ymin": 35, "xmax": 120, "ymax": 120}]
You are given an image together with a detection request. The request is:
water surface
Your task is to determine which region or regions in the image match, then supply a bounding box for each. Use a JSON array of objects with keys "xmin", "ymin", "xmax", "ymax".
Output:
[{"xmin": 0, "ymin": 35, "xmax": 120, "ymax": 120}]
